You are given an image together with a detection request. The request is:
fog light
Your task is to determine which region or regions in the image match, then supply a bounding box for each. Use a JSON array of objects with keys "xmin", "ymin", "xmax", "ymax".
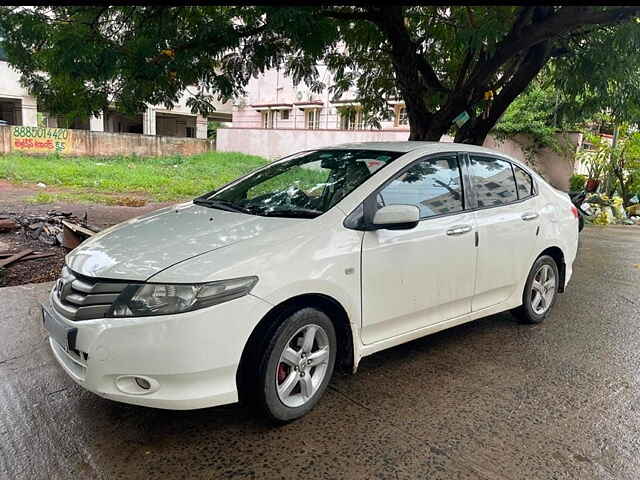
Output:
[{"xmin": 135, "ymin": 377, "xmax": 151, "ymax": 390}]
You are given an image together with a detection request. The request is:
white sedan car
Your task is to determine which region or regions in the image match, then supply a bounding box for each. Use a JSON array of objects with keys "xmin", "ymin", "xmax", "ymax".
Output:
[{"xmin": 43, "ymin": 142, "xmax": 578, "ymax": 421}]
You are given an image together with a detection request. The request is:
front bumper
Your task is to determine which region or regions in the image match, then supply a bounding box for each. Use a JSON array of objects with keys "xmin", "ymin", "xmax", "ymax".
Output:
[{"xmin": 44, "ymin": 289, "xmax": 272, "ymax": 410}]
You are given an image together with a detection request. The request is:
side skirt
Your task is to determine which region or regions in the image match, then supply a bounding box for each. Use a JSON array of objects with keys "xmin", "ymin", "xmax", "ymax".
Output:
[{"xmin": 357, "ymin": 299, "xmax": 520, "ymax": 361}]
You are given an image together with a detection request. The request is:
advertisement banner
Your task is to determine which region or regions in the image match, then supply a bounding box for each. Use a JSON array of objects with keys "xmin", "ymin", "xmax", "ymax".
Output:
[{"xmin": 10, "ymin": 126, "xmax": 71, "ymax": 154}]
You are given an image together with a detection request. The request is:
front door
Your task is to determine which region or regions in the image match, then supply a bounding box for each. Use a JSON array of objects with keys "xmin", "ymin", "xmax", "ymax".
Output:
[
  {"xmin": 360, "ymin": 154, "xmax": 477, "ymax": 345},
  {"xmin": 468, "ymin": 154, "xmax": 540, "ymax": 311}
]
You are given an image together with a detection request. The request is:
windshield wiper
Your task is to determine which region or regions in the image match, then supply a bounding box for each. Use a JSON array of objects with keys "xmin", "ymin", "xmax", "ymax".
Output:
[
  {"xmin": 260, "ymin": 207, "xmax": 323, "ymax": 219},
  {"xmin": 193, "ymin": 198, "xmax": 254, "ymax": 214}
]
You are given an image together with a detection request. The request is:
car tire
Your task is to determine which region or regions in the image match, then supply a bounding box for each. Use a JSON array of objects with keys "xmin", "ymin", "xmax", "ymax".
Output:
[
  {"xmin": 256, "ymin": 307, "xmax": 337, "ymax": 422},
  {"xmin": 512, "ymin": 255, "xmax": 560, "ymax": 324}
]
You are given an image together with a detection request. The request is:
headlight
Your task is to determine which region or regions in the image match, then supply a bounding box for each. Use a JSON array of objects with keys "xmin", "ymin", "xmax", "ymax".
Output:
[{"xmin": 109, "ymin": 276, "xmax": 258, "ymax": 318}]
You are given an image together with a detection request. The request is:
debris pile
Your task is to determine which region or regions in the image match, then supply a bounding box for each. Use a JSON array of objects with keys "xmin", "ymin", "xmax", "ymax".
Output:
[
  {"xmin": 2, "ymin": 210, "xmax": 100, "ymax": 249},
  {"xmin": 0, "ymin": 210, "xmax": 102, "ymax": 287}
]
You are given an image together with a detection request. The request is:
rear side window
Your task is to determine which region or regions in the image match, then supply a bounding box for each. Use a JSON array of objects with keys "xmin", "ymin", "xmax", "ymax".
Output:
[
  {"xmin": 377, "ymin": 154, "xmax": 464, "ymax": 218},
  {"xmin": 513, "ymin": 165, "xmax": 534, "ymax": 199},
  {"xmin": 469, "ymin": 155, "xmax": 518, "ymax": 207}
]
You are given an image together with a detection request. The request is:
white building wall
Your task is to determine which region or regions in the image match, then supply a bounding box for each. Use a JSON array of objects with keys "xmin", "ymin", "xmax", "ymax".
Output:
[{"xmin": 0, "ymin": 61, "xmax": 38, "ymax": 126}]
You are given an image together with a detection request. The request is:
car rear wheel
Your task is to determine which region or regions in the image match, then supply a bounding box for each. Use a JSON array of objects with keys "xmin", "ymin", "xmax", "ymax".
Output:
[
  {"xmin": 257, "ymin": 308, "xmax": 336, "ymax": 422},
  {"xmin": 512, "ymin": 255, "xmax": 559, "ymax": 324}
]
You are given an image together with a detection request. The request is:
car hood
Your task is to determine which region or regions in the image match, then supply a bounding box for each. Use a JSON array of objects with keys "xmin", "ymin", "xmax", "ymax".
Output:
[{"xmin": 66, "ymin": 202, "xmax": 303, "ymax": 281}]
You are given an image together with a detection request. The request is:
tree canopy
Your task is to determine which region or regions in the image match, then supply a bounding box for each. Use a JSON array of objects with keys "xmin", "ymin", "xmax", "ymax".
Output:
[{"xmin": 2, "ymin": 6, "xmax": 640, "ymax": 145}]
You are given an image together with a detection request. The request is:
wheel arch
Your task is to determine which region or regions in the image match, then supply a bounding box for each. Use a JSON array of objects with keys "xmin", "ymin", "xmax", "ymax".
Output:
[
  {"xmin": 537, "ymin": 246, "xmax": 566, "ymax": 292},
  {"xmin": 236, "ymin": 293, "xmax": 355, "ymax": 404}
]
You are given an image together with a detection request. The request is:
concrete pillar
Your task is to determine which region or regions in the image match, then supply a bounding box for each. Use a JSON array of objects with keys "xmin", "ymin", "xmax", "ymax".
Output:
[
  {"xmin": 21, "ymin": 101, "xmax": 38, "ymax": 126},
  {"xmin": 89, "ymin": 113, "xmax": 104, "ymax": 132},
  {"xmin": 196, "ymin": 115, "xmax": 208, "ymax": 139},
  {"xmin": 143, "ymin": 107, "xmax": 156, "ymax": 135}
]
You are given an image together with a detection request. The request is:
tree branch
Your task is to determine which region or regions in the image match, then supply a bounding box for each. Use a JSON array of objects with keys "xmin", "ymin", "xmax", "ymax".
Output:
[
  {"xmin": 454, "ymin": 48, "xmax": 475, "ymax": 92},
  {"xmin": 317, "ymin": 7, "xmax": 379, "ymax": 22},
  {"xmin": 455, "ymin": 41, "xmax": 553, "ymax": 144},
  {"xmin": 472, "ymin": 6, "xmax": 640, "ymax": 89},
  {"xmin": 369, "ymin": 6, "xmax": 449, "ymax": 93}
]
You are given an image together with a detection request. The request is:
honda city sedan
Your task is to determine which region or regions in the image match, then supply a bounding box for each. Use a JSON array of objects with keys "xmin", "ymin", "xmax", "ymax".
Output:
[{"xmin": 43, "ymin": 142, "xmax": 579, "ymax": 421}]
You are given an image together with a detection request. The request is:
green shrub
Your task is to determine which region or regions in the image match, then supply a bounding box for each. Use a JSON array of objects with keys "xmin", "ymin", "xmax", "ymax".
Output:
[{"xmin": 569, "ymin": 174, "xmax": 587, "ymax": 192}]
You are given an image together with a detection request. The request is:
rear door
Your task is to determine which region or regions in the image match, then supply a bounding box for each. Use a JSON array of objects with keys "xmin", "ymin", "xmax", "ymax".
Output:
[
  {"xmin": 467, "ymin": 154, "xmax": 540, "ymax": 311},
  {"xmin": 360, "ymin": 153, "xmax": 477, "ymax": 345}
]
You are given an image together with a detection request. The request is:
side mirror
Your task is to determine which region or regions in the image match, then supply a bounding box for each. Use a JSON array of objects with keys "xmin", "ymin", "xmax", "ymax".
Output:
[{"xmin": 372, "ymin": 204, "xmax": 420, "ymax": 230}]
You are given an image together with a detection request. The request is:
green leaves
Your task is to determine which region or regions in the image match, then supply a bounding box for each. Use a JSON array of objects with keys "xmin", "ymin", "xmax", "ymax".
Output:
[{"xmin": 1, "ymin": 5, "xmax": 640, "ymax": 144}]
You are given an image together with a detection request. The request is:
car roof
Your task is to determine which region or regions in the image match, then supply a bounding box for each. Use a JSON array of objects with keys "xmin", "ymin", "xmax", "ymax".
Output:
[
  {"xmin": 319, "ymin": 141, "xmax": 543, "ymax": 178},
  {"xmin": 321, "ymin": 141, "xmax": 513, "ymax": 157}
]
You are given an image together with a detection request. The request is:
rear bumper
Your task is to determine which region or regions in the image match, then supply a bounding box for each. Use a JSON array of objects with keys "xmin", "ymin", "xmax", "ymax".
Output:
[{"xmin": 45, "ymin": 289, "xmax": 272, "ymax": 410}]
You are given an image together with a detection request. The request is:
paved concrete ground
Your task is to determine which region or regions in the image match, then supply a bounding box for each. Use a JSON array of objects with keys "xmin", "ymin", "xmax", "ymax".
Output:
[{"xmin": 1, "ymin": 225, "xmax": 639, "ymax": 480}]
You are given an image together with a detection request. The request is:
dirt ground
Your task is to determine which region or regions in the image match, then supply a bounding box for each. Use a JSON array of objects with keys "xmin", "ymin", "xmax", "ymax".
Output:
[{"xmin": 0, "ymin": 180, "xmax": 172, "ymax": 287}]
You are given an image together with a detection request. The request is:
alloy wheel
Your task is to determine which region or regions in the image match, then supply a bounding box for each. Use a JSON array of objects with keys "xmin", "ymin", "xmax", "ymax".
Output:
[
  {"xmin": 275, "ymin": 324, "xmax": 330, "ymax": 408},
  {"xmin": 530, "ymin": 264, "xmax": 556, "ymax": 315}
]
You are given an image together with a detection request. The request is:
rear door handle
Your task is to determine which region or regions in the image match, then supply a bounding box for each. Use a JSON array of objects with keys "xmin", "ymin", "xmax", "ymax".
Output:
[
  {"xmin": 521, "ymin": 212, "xmax": 539, "ymax": 221},
  {"xmin": 446, "ymin": 224, "xmax": 472, "ymax": 236}
]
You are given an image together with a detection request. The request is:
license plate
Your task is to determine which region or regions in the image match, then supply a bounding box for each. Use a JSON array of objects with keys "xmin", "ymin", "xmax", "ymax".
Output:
[{"xmin": 42, "ymin": 305, "xmax": 77, "ymax": 352}]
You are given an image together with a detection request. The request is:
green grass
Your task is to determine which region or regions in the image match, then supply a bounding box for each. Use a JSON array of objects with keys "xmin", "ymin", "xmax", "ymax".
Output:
[{"xmin": 0, "ymin": 152, "xmax": 268, "ymax": 202}]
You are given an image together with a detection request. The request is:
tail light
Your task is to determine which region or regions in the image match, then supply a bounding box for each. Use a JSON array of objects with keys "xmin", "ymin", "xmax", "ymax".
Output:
[{"xmin": 571, "ymin": 205, "xmax": 579, "ymax": 219}]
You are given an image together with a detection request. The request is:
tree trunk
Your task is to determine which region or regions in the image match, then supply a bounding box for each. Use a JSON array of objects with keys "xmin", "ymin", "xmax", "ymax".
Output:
[{"xmin": 373, "ymin": 6, "xmax": 451, "ymax": 142}]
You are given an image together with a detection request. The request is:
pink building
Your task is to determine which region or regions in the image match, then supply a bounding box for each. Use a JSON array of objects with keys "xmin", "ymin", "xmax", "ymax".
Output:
[{"xmin": 230, "ymin": 67, "xmax": 409, "ymax": 133}]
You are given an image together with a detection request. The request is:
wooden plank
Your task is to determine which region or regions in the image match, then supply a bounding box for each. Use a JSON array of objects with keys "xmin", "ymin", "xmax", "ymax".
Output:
[
  {"xmin": 0, "ymin": 249, "xmax": 33, "ymax": 268},
  {"xmin": 20, "ymin": 252, "xmax": 56, "ymax": 261},
  {"xmin": 0, "ymin": 252, "xmax": 56, "ymax": 260},
  {"xmin": 61, "ymin": 220, "xmax": 97, "ymax": 236}
]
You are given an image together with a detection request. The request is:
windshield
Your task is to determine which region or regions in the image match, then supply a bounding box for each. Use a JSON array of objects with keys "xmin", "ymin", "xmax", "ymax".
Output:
[{"xmin": 196, "ymin": 149, "xmax": 404, "ymax": 218}]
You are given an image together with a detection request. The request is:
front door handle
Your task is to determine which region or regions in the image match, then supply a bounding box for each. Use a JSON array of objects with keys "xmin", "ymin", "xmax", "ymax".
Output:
[
  {"xmin": 521, "ymin": 212, "xmax": 539, "ymax": 221},
  {"xmin": 446, "ymin": 224, "xmax": 472, "ymax": 236}
]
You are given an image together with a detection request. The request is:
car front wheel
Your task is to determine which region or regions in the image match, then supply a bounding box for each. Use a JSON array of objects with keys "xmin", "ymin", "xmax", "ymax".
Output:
[
  {"xmin": 257, "ymin": 308, "xmax": 337, "ymax": 422},
  {"xmin": 512, "ymin": 255, "xmax": 559, "ymax": 324}
]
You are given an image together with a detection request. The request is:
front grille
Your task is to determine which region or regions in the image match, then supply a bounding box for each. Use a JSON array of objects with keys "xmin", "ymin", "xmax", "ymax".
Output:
[{"xmin": 52, "ymin": 266, "xmax": 128, "ymax": 321}]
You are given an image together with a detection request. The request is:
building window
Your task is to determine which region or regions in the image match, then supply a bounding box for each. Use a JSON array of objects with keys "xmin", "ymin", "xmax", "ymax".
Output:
[
  {"xmin": 338, "ymin": 108, "xmax": 364, "ymax": 130},
  {"xmin": 262, "ymin": 111, "xmax": 274, "ymax": 129},
  {"xmin": 280, "ymin": 109, "xmax": 290, "ymax": 120},
  {"xmin": 186, "ymin": 126, "xmax": 195, "ymax": 138},
  {"xmin": 396, "ymin": 105, "xmax": 408, "ymax": 126},
  {"xmin": 306, "ymin": 109, "xmax": 321, "ymax": 129}
]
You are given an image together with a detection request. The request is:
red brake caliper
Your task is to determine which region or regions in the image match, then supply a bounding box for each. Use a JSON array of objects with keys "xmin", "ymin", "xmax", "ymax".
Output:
[{"xmin": 277, "ymin": 363, "xmax": 288, "ymax": 384}]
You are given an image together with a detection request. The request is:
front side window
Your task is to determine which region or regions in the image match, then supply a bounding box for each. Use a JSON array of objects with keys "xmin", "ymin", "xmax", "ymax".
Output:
[
  {"xmin": 377, "ymin": 155, "xmax": 464, "ymax": 219},
  {"xmin": 280, "ymin": 110, "xmax": 290, "ymax": 120},
  {"xmin": 469, "ymin": 155, "xmax": 518, "ymax": 207},
  {"xmin": 513, "ymin": 165, "xmax": 534, "ymax": 199},
  {"xmin": 197, "ymin": 149, "xmax": 403, "ymax": 218}
]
